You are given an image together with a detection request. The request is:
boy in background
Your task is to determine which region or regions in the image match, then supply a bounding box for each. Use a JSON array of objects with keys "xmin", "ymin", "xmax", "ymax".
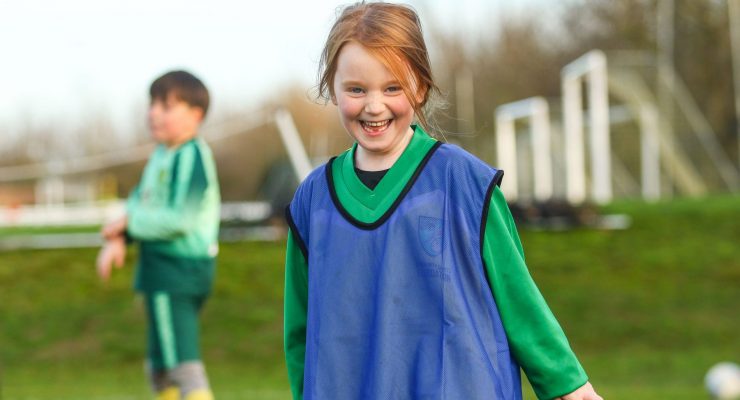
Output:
[{"xmin": 97, "ymin": 70, "xmax": 220, "ymax": 400}]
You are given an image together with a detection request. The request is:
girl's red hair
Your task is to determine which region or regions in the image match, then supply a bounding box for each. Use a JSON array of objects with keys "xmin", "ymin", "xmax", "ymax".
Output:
[{"xmin": 318, "ymin": 2, "xmax": 440, "ymax": 130}]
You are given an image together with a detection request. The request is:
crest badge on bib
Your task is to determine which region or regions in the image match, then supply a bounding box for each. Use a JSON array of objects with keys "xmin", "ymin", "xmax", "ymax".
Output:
[{"xmin": 419, "ymin": 216, "xmax": 443, "ymax": 257}]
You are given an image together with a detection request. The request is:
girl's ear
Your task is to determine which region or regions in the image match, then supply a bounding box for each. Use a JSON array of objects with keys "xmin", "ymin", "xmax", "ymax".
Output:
[
  {"xmin": 414, "ymin": 85, "xmax": 427, "ymax": 107},
  {"xmin": 330, "ymin": 93, "xmax": 338, "ymax": 106}
]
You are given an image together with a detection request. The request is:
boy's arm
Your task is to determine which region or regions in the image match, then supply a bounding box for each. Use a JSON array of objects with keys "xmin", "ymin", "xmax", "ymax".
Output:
[
  {"xmin": 99, "ymin": 181, "xmax": 142, "ymax": 241},
  {"xmin": 96, "ymin": 236, "xmax": 127, "ymax": 281},
  {"xmin": 482, "ymin": 186, "xmax": 588, "ymax": 399},
  {"xmin": 102, "ymin": 215, "xmax": 128, "ymax": 240},
  {"xmin": 126, "ymin": 182, "xmax": 141, "ymax": 213},
  {"xmin": 284, "ymin": 229, "xmax": 308, "ymax": 400},
  {"xmin": 127, "ymin": 145, "xmax": 211, "ymax": 240}
]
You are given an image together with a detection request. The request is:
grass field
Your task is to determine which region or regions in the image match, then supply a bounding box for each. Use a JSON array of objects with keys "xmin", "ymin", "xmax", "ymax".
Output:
[{"xmin": 1, "ymin": 195, "xmax": 738, "ymax": 399}]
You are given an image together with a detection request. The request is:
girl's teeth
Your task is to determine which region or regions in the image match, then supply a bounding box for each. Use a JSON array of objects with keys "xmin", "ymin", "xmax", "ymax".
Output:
[{"xmin": 364, "ymin": 120, "xmax": 388, "ymax": 127}]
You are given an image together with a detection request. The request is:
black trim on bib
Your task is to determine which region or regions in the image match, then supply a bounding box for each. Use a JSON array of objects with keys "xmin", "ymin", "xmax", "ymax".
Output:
[
  {"xmin": 326, "ymin": 141, "xmax": 443, "ymax": 231},
  {"xmin": 285, "ymin": 206, "xmax": 308, "ymax": 260},
  {"xmin": 479, "ymin": 169, "xmax": 505, "ymax": 263}
]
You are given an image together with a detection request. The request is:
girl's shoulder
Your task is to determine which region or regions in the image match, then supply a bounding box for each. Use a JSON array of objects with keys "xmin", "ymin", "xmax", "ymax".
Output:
[
  {"xmin": 304, "ymin": 161, "xmax": 329, "ymax": 184},
  {"xmin": 289, "ymin": 159, "xmax": 333, "ymax": 208},
  {"xmin": 432, "ymin": 143, "xmax": 504, "ymax": 190},
  {"xmin": 434, "ymin": 142, "xmax": 500, "ymax": 175}
]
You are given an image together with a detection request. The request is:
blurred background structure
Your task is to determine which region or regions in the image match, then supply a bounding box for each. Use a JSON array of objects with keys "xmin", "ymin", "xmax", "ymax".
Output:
[
  {"xmin": 1, "ymin": 0, "xmax": 740, "ymax": 229},
  {"xmin": 0, "ymin": 0, "xmax": 738, "ymax": 399}
]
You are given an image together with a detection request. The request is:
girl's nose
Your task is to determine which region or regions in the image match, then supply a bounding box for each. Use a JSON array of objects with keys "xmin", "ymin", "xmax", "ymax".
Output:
[{"xmin": 364, "ymin": 93, "xmax": 384, "ymax": 115}]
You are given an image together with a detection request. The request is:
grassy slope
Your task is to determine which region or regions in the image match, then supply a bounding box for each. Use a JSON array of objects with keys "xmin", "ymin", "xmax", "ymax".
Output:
[{"xmin": 1, "ymin": 195, "xmax": 738, "ymax": 399}]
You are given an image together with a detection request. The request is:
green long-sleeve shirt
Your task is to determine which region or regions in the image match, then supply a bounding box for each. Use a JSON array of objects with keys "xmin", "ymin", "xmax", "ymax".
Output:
[
  {"xmin": 284, "ymin": 127, "xmax": 587, "ymax": 400},
  {"xmin": 126, "ymin": 137, "xmax": 221, "ymax": 295}
]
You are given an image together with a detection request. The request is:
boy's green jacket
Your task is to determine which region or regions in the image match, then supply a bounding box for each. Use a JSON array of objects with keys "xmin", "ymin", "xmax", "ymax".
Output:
[{"xmin": 126, "ymin": 137, "xmax": 220, "ymax": 295}]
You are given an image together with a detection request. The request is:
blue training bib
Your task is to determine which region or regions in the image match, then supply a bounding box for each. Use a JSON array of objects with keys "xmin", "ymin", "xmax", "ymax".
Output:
[{"xmin": 288, "ymin": 143, "xmax": 522, "ymax": 400}]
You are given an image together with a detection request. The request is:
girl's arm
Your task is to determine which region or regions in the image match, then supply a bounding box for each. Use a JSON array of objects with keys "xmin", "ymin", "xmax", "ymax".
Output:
[
  {"xmin": 284, "ymin": 229, "xmax": 308, "ymax": 400},
  {"xmin": 482, "ymin": 185, "xmax": 591, "ymax": 399}
]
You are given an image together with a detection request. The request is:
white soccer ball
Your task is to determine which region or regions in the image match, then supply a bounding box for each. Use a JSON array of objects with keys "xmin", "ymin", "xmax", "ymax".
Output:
[{"xmin": 706, "ymin": 362, "xmax": 740, "ymax": 399}]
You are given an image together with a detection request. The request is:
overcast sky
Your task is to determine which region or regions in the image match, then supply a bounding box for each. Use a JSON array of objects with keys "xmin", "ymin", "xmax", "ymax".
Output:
[{"xmin": 0, "ymin": 0, "xmax": 549, "ymax": 133}]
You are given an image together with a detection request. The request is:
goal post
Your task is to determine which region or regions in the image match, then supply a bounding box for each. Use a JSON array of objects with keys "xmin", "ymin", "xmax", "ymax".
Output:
[
  {"xmin": 562, "ymin": 50, "xmax": 612, "ymax": 205},
  {"xmin": 495, "ymin": 97, "xmax": 553, "ymax": 202}
]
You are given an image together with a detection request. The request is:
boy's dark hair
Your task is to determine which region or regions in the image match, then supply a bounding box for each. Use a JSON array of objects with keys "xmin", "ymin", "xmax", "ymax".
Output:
[{"xmin": 150, "ymin": 70, "xmax": 210, "ymax": 117}]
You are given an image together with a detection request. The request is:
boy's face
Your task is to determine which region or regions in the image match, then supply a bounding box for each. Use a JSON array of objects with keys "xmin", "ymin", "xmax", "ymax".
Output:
[
  {"xmin": 331, "ymin": 42, "xmax": 416, "ymax": 168},
  {"xmin": 148, "ymin": 93, "xmax": 203, "ymax": 147}
]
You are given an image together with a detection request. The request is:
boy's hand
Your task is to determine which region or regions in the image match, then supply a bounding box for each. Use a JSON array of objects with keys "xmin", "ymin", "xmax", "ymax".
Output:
[
  {"xmin": 96, "ymin": 236, "xmax": 127, "ymax": 281},
  {"xmin": 102, "ymin": 215, "xmax": 128, "ymax": 240},
  {"xmin": 557, "ymin": 382, "xmax": 603, "ymax": 400}
]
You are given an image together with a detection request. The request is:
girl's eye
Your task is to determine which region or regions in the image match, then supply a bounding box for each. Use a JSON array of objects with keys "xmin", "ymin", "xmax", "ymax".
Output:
[
  {"xmin": 386, "ymin": 86, "xmax": 402, "ymax": 93},
  {"xmin": 349, "ymin": 87, "xmax": 364, "ymax": 94}
]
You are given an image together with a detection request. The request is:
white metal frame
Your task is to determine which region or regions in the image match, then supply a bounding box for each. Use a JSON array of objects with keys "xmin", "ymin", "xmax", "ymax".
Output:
[
  {"xmin": 729, "ymin": 0, "xmax": 740, "ymax": 168},
  {"xmin": 603, "ymin": 69, "xmax": 663, "ymax": 201},
  {"xmin": 495, "ymin": 97, "xmax": 553, "ymax": 202},
  {"xmin": 274, "ymin": 108, "xmax": 313, "ymax": 182},
  {"xmin": 636, "ymin": 104, "xmax": 662, "ymax": 201},
  {"xmin": 562, "ymin": 50, "xmax": 612, "ymax": 204},
  {"xmin": 0, "ymin": 109, "xmax": 315, "ymax": 230},
  {"xmin": 1, "ymin": 109, "xmax": 314, "ymax": 197}
]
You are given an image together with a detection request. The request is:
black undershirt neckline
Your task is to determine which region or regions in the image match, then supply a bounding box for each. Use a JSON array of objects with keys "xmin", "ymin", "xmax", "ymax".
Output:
[{"xmin": 354, "ymin": 167, "xmax": 389, "ymax": 190}]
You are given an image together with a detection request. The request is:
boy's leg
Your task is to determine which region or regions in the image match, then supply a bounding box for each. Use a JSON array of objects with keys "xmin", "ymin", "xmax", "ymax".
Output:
[
  {"xmin": 146, "ymin": 292, "xmax": 213, "ymax": 398},
  {"xmin": 144, "ymin": 294, "xmax": 179, "ymax": 398}
]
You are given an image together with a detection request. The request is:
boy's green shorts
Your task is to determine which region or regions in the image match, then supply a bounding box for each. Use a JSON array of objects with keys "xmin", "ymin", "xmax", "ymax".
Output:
[{"xmin": 144, "ymin": 292, "xmax": 208, "ymax": 370}]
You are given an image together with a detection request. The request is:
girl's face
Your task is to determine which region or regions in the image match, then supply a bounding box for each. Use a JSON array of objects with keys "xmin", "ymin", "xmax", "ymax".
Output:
[{"xmin": 332, "ymin": 42, "xmax": 416, "ymax": 170}]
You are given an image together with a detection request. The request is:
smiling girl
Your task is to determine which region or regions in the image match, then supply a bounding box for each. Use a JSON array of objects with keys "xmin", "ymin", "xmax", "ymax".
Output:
[{"xmin": 283, "ymin": 3, "xmax": 602, "ymax": 400}]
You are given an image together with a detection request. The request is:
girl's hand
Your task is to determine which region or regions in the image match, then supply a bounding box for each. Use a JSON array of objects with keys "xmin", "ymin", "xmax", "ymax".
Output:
[{"xmin": 557, "ymin": 382, "xmax": 603, "ymax": 400}]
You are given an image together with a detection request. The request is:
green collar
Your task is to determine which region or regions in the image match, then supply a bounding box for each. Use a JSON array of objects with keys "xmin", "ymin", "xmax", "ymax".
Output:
[{"xmin": 329, "ymin": 125, "xmax": 439, "ymax": 225}]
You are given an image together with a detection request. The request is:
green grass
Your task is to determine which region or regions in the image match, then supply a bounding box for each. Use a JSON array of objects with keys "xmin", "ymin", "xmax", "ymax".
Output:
[
  {"xmin": 0, "ymin": 225, "xmax": 100, "ymax": 236},
  {"xmin": 1, "ymin": 195, "xmax": 738, "ymax": 399}
]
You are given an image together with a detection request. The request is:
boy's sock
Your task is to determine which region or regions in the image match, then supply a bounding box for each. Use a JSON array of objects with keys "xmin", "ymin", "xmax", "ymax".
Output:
[
  {"xmin": 170, "ymin": 360, "xmax": 212, "ymax": 398},
  {"xmin": 155, "ymin": 386, "xmax": 180, "ymax": 400},
  {"xmin": 183, "ymin": 389, "xmax": 215, "ymax": 400},
  {"xmin": 146, "ymin": 361, "xmax": 175, "ymax": 392}
]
